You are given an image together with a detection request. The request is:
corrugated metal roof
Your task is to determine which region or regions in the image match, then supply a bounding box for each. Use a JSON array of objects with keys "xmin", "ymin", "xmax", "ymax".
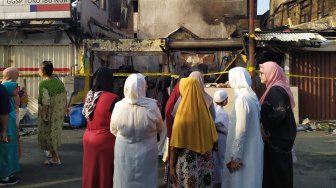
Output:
[{"xmin": 253, "ymin": 32, "xmax": 327, "ymax": 42}]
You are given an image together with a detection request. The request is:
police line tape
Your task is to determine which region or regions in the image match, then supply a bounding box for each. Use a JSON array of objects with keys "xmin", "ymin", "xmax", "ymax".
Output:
[
  {"xmin": 112, "ymin": 72, "xmax": 179, "ymax": 78},
  {"xmin": 1, "ymin": 71, "xmax": 336, "ymax": 80},
  {"xmin": 286, "ymin": 74, "xmax": 336, "ymax": 80}
]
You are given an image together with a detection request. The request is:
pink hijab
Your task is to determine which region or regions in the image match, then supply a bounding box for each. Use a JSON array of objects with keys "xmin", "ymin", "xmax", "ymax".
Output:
[{"xmin": 259, "ymin": 61, "xmax": 295, "ymax": 108}]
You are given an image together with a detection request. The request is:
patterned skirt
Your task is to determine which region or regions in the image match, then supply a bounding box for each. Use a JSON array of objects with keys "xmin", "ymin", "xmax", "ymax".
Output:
[{"xmin": 169, "ymin": 149, "xmax": 214, "ymax": 188}]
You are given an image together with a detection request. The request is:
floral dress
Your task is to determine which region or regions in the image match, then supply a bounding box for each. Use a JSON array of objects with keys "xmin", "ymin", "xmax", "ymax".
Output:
[
  {"xmin": 171, "ymin": 149, "xmax": 214, "ymax": 188},
  {"xmin": 37, "ymin": 78, "xmax": 66, "ymax": 150}
]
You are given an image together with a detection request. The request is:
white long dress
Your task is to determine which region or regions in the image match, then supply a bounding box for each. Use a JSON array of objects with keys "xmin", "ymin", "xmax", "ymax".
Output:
[
  {"xmin": 157, "ymin": 120, "xmax": 167, "ymax": 156},
  {"xmin": 213, "ymin": 105, "xmax": 229, "ymax": 184},
  {"xmin": 222, "ymin": 88, "xmax": 264, "ymax": 188},
  {"xmin": 110, "ymin": 98, "xmax": 163, "ymax": 188}
]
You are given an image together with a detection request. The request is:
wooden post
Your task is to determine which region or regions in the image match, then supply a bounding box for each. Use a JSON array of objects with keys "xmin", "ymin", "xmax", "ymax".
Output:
[{"xmin": 249, "ymin": 0, "xmax": 256, "ymax": 90}]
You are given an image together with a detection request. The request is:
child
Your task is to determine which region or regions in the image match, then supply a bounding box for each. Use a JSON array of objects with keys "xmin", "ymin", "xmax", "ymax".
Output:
[{"xmin": 213, "ymin": 90, "xmax": 229, "ymax": 188}]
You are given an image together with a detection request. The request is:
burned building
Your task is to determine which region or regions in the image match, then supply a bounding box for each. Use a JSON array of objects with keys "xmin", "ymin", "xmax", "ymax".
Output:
[
  {"xmin": 81, "ymin": 0, "xmax": 254, "ymax": 73},
  {"xmin": 269, "ymin": 0, "xmax": 336, "ymax": 29}
]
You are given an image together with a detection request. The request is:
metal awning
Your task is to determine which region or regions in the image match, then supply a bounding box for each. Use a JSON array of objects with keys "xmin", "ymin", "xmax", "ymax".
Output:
[
  {"xmin": 250, "ymin": 32, "xmax": 327, "ymax": 42},
  {"xmin": 86, "ymin": 39, "xmax": 166, "ymax": 55}
]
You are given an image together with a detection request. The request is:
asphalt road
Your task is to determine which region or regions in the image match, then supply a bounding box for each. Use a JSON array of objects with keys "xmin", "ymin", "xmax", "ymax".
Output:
[
  {"xmin": 293, "ymin": 131, "xmax": 336, "ymax": 188},
  {"xmin": 15, "ymin": 127, "xmax": 84, "ymax": 188},
  {"xmin": 10, "ymin": 128, "xmax": 336, "ymax": 188}
]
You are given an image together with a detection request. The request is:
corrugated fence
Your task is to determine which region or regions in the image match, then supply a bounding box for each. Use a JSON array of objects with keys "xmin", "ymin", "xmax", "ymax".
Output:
[
  {"xmin": 0, "ymin": 45, "xmax": 74, "ymax": 99},
  {"xmin": 290, "ymin": 51, "xmax": 336, "ymax": 120}
]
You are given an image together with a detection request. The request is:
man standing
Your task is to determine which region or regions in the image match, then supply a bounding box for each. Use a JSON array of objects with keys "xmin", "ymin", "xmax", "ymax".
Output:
[{"xmin": 0, "ymin": 83, "xmax": 19, "ymax": 185}]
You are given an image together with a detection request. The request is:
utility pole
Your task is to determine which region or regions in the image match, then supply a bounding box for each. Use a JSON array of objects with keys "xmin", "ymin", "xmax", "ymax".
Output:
[{"xmin": 249, "ymin": 0, "xmax": 256, "ymax": 90}]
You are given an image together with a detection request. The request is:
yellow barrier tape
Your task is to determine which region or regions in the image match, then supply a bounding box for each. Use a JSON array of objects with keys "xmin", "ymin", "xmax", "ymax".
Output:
[
  {"xmin": 255, "ymin": 71, "xmax": 336, "ymax": 80},
  {"xmin": 247, "ymin": 67, "xmax": 256, "ymax": 72},
  {"xmin": 241, "ymin": 54, "xmax": 248, "ymax": 63},
  {"xmin": 87, "ymin": 71, "xmax": 230, "ymax": 78},
  {"xmin": 2, "ymin": 70, "xmax": 335, "ymax": 80},
  {"xmin": 249, "ymin": 34, "xmax": 256, "ymax": 38},
  {"xmin": 113, "ymin": 71, "xmax": 229, "ymax": 77},
  {"xmin": 203, "ymin": 71, "xmax": 229, "ymax": 76},
  {"xmin": 209, "ymin": 70, "xmax": 336, "ymax": 80},
  {"xmin": 112, "ymin": 72, "xmax": 179, "ymax": 78},
  {"xmin": 286, "ymin": 74, "xmax": 336, "ymax": 80}
]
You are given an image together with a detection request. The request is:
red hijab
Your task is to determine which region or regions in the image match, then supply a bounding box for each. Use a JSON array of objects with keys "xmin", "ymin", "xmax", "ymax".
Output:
[
  {"xmin": 259, "ymin": 61, "xmax": 295, "ymax": 108},
  {"xmin": 165, "ymin": 70, "xmax": 192, "ymax": 138},
  {"xmin": 165, "ymin": 83, "xmax": 180, "ymax": 138}
]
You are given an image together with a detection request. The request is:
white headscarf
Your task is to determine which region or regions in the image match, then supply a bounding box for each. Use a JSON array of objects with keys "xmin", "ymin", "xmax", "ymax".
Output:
[
  {"xmin": 214, "ymin": 90, "xmax": 228, "ymax": 103},
  {"xmin": 228, "ymin": 67, "xmax": 259, "ymax": 104},
  {"xmin": 123, "ymin": 73, "xmax": 157, "ymax": 108}
]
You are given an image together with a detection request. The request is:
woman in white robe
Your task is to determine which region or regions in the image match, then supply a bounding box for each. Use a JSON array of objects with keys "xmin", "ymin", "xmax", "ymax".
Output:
[
  {"xmin": 222, "ymin": 67, "xmax": 263, "ymax": 188},
  {"xmin": 110, "ymin": 73, "xmax": 163, "ymax": 188}
]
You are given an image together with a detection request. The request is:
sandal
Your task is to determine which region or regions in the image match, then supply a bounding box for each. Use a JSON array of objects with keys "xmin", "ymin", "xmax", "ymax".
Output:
[
  {"xmin": 44, "ymin": 151, "xmax": 52, "ymax": 158},
  {"xmin": 44, "ymin": 159, "xmax": 62, "ymax": 166}
]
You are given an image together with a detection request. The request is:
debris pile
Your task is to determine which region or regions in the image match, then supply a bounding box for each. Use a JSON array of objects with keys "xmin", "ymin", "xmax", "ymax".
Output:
[
  {"xmin": 297, "ymin": 118, "xmax": 336, "ymax": 134},
  {"xmin": 19, "ymin": 127, "xmax": 38, "ymax": 137},
  {"xmin": 205, "ymin": 81, "xmax": 230, "ymax": 88}
]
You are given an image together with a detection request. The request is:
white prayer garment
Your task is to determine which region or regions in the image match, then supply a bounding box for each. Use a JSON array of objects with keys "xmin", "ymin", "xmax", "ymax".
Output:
[
  {"xmin": 222, "ymin": 67, "xmax": 263, "ymax": 188},
  {"xmin": 110, "ymin": 74, "xmax": 163, "ymax": 188},
  {"xmin": 213, "ymin": 103, "xmax": 229, "ymax": 184}
]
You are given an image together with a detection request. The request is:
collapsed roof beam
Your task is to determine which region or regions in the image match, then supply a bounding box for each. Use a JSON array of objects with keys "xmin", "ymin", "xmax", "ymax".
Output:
[
  {"xmin": 167, "ymin": 39, "xmax": 243, "ymax": 51},
  {"xmin": 86, "ymin": 38, "xmax": 243, "ymax": 55}
]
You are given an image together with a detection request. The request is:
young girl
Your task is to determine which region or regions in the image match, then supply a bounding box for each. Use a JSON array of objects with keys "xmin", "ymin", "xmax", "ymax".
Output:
[{"xmin": 213, "ymin": 90, "xmax": 229, "ymax": 187}]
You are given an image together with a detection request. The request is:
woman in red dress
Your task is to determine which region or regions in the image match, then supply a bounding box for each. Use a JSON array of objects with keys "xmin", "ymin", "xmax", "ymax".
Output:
[{"xmin": 82, "ymin": 67, "xmax": 119, "ymax": 188}]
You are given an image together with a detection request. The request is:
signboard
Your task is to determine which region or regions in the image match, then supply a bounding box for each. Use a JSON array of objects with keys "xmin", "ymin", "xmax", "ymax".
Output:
[
  {"xmin": 0, "ymin": 0, "xmax": 71, "ymax": 20},
  {"xmin": 86, "ymin": 39, "xmax": 165, "ymax": 56}
]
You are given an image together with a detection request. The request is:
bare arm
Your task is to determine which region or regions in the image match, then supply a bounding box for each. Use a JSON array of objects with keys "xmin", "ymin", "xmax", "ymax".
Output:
[
  {"xmin": 169, "ymin": 147, "xmax": 182, "ymax": 184},
  {"xmin": 14, "ymin": 95, "xmax": 20, "ymax": 107},
  {"xmin": 110, "ymin": 102, "xmax": 120, "ymax": 136}
]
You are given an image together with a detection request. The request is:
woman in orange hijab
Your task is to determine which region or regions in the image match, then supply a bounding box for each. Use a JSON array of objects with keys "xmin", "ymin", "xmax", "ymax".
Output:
[{"xmin": 169, "ymin": 77, "xmax": 218, "ymax": 187}]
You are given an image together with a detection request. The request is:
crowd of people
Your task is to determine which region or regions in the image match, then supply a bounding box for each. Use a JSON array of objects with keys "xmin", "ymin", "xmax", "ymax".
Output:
[
  {"xmin": 82, "ymin": 61, "xmax": 297, "ymax": 188},
  {"xmin": 0, "ymin": 61, "xmax": 67, "ymax": 186},
  {"xmin": 0, "ymin": 60, "xmax": 297, "ymax": 188}
]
